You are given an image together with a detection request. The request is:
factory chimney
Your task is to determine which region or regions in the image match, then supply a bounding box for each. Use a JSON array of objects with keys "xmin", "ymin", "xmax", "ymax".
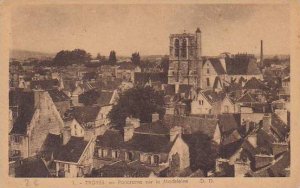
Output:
[{"xmin": 260, "ymin": 40, "xmax": 264, "ymax": 68}]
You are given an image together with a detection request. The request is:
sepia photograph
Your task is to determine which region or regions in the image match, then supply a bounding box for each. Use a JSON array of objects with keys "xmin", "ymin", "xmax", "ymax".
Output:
[{"xmin": 1, "ymin": 1, "xmax": 299, "ymax": 186}]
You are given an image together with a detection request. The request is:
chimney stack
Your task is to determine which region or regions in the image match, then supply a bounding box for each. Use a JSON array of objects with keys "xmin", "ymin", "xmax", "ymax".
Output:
[
  {"xmin": 152, "ymin": 112, "xmax": 159, "ymax": 122},
  {"xmin": 260, "ymin": 40, "xmax": 263, "ymax": 67},
  {"xmin": 262, "ymin": 114, "xmax": 271, "ymax": 132}
]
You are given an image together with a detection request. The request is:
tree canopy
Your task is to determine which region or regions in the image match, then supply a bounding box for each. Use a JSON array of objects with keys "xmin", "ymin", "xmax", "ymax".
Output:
[
  {"xmin": 131, "ymin": 52, "xmax": 141, "ymax": 66},
  {"xmin": 108, "ymin": 50, "xmax": 117, "ymax": 65},
  {"xmin": 53, "ymin": 49, "xmax": 91, "ymax": 66},
  {"xmin": 108, "ymin": 86, "xmax": 165, "ymax": 128}
]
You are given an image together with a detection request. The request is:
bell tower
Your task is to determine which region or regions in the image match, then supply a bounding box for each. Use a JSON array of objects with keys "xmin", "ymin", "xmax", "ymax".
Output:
[{"xmin": 168, "ymin": 28, "xmax": 203, "ymax": 87}]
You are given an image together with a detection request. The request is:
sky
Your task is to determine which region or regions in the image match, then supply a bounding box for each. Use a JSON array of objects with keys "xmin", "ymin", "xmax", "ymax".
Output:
[{"xmin": 10, "ymin": 4, "xmax": 290, "ymax": 57}]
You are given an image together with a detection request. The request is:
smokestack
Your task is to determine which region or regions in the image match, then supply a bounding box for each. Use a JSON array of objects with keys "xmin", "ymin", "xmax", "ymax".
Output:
[{"xmin": 260, "ymin": 40, "xmax": 263, "ymax": 67}]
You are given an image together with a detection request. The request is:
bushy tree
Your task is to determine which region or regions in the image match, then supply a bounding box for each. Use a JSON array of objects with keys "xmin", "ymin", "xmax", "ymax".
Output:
[
  {"xmin": 160, "ymin": 55, "xmax": 169, "ymax": 73},
  {"xmin": 131, "ymin": 52, "xmax": 141, "ymax": 66},
  {"xmin": 108, "ymin": 50, "xmax": 117, "ymax": 65},
  {"xmin": 108, "ymin": 86, "xmax": 165, "ymax": 128},
  {"xmin": 53, "ymin": 49, "xmax": 91, "ymax": 66}
]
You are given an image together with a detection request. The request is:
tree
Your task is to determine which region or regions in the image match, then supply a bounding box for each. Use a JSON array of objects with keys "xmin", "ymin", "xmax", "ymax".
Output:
[
  {"xmin": 108, "ymin": 50, "xmax": 117, "ymax": 65},
  {"xmin": 160, "ymin": 55, "xmax": 169, "ymax": 73},
  {"xmin": 96, "ymin": 53, "xmax": 106, "ymax": 63},
  {"xmin": 131, "ymin": 52, "xmax": 141, "ymax": 66},
  {"xmin": 183, "ymin": 133, "xmax": 219, "ymax": 174},
  {"xmin": 108, "ymin": 86, "xmax": 165, "ymax": 128},
  {"xmin": 53, "ymin": 49, "xmax": 91, "ymax": 66}
]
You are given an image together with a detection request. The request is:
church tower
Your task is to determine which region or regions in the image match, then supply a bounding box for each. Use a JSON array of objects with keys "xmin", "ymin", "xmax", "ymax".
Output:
[{"xmin": 168, "ymin": 28, "xmax": 203, "ymax": 87}]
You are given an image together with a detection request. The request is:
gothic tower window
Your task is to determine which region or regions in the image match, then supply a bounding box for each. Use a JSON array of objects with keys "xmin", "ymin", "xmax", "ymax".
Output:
[
  {"xmin": 174, "ymin": 39, "xmax": 180, "ymax": 57},
  {"xmin": 181, "ymin": 39, "xmax": 187, "ymax": 58}
]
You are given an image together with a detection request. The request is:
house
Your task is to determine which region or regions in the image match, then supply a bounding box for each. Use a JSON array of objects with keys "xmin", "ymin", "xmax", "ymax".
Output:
[
  {"xmin": 64, "ymin": 106, "xmax": 110, "ymax": 141},
  {"xmin": 191, "ymin": 90, "xmax": 237, "ymax": 115},
  {"xmin": 9, "ymin": 89, "xmax": 64, "ymax": 161},
  {"xmin": 54, "ymin": 137, "xmax": 95, "ymax": 177},
  {"xmin": 48, "ymin": 89, "xmax": 71, "ymax": 118},
  {"xmin": 242, "ymin": 77, "xmax": 269, "ymax": 95},
  {"xmin": 202, "ymin": 58, "xmax": 226, "ymax": 89},
  {"xmin": 93, "ymin": 116, "xmax": 190, "ymax": 176}
]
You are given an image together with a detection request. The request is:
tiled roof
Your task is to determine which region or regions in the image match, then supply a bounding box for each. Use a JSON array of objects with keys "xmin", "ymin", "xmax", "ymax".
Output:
[
  {"xmin": 96, "ymin": 91, "xmax": 114, "ymax": 107},
  {"xmin": 136, "ymin": 121, "xmax": 170, "ymax": 135},
  {"xmin": 15, "ymin": 157, "xmax": 51, "ymax": 177},
  {"xmin": 96, "ymin": 130, "xmax": 174, "ymax": 153},
  {"xmin": 225, "ymin": 56, "xmax": 261, "ymax": 75},
  {"xmin": 41, "ymin": 133, "xmax": 62, "ymax": 161},
  {"xmin": 236, "ymin": 92, "xmax": 259, "ymax": 103},
  {"xmin": 207, "ymin": 58, "xmax": 226, "ymax": 75},
  {"xmin": 30, "ymin": 79, "xmax": 60, "ymax": 90},
  {"xmin": 134, "ymin": 72, "xmax": 167, "ymax": 85},
  {"xmin": 163, "ymin": 115, "xmax": 218, "ymax": 136},
  {"xmin": 202, "ymin": 90, "xmax": 226, "ymax": 104},
  {"xmin": 65, "ymin": 106, "xmax": 100, "ymax": 124},
  {"xmin": 96, "ymin": 161, "xmax": 154, "ymax": 177},
  {"xmin": 243, "ymin": 77, "xmax": 268, "ymax": 90},
  {"xmin": 48, "ymin": 89, "xmax": 70, "ymax": 102},
  {"xmin": 10, "ymin": 90, "xmax": 35, "ymax": 135},
  {"xmin": 221, "ymin": 130, "xmax": 242, "ymax": 146},
  {"xmin": 218, "ymin": 114, "xmax": 241, "ymax": 134},
  {"xmin": 55, "ymin": 137, "xmax": 89, "ymax": 163},
  {"xmin": 271, "ymin": 113, "xmax": 289, "ymax": 140}
]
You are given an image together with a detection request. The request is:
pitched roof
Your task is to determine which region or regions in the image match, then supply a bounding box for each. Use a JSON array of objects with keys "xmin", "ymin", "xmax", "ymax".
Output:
[
  {"xmin": 243, "ymin": 77, "xmax": 268, "ymax": 90},
  {"xmin": 96, "ymin": 91, "xmax": 114, "ymax": 106},
  {"xmin": 221, "ymin": 129, "xmax": 242, "ymax": 146},
  {"xmin": 48, "ymin": 89, "xmax": 70, "ymax": 102},
  {"xmin": 225, "ymin": 56, "xmax": 261, "ymax": 75},
  {"xmin": 218, "ymin": 114, "xmax": 241, "ymax": 134},
  {"xmin": 236, "ymin": 92, "xmax": 259, "ymax": 103},
  {"xmin": 163, "ymin": 114, "xmax": 218, "ymax": 136},
  {"xmin": 134, "ymin": 72, "xmax": 167, "ymax": 85},
  {"xmin": 207, "ymin": 58, "xmax": 226, "ymax": 75},
  {"xmin": 15, "ymin": 157, "xmax": 51, "ymax": 177},
  {"xmin": 96, "ymin": 161, "xmax": 154, "ymax": 177},
  {"xmin": 96, "ymin": 130, "xmax": 174, "ymax": 153},
  {"xmin": 30, "ymin": 79, "xmax": 60, "ymax": 90},
  {"xmin": 55, "ymin": 137, "xmax": 89, "ymax": 163},
  {"xmin": 65, "ymin": 106, "xmax": 100, "ymax": 124},
  {"xmin": 271, "ymin": 113, "xmax": 289, "ymax": 140},
  {"xmin": 41, "ymin": 133, "xmax": 62, "ymax": 161},
  {"xmin": 201, "ymin": 90, "xmax": 226, "ymax": 104},
  {"xmin": 136, "ymin": 121, "xmax": 170, "ymax": 135},
  {"xmin": 10, "ymin": 90, "xmax": 35, "ymax": 135}
]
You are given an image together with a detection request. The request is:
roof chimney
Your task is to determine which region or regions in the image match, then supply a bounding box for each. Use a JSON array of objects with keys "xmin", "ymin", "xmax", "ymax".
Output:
[
  {"xmin": 152, "ymin": 112, "xmax": 159, "ymax": 122},
  {"xmin": 123, "ymin": 124, "xmax": 134, "ymax": 142}
]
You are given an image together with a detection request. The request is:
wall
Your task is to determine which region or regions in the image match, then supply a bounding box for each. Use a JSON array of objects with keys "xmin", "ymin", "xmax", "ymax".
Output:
[
  {"xmin": 202, "ymin": 60, "xmax": 218, "ymax": 89},
  {"xmin": 168, "ymin": 136, "xmax": 190, "ymax": 171},
  {"xmin": 191, "ymin": 93, "xmax": 212, "ymax": 114},
  {"xmin": 28, "ymin": 91, "xmax": 64, "ymax": 157}
]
